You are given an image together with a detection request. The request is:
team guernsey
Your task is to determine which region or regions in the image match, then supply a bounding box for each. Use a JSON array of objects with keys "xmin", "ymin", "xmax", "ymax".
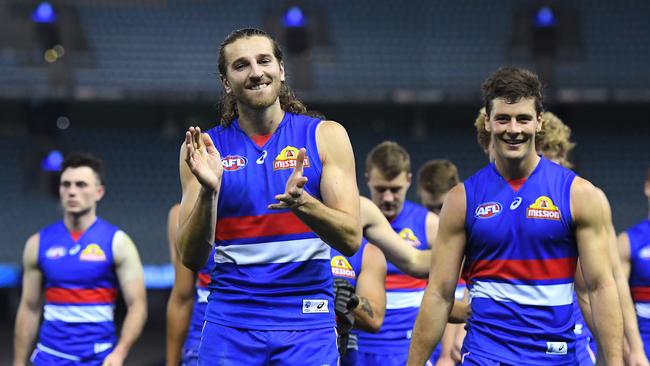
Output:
[
  {"xmin": 182, "ymin": 247, "xmax": 215, "ymax": 362},
  {"xmin": 331, "ymin": 240, "xmax": 367, "ymax": 366},
  {"xmin": 627, "ymin": 218, "xmax": 650, "ymax": 357},
  {"xmin": 462, "ymin": 156, "xmax": 578, "ymax": 365},
  {"xmin": 204, "ymin": 112, "xmax": 335, "ymax": 330},
  {"xmin": 34, "ymin": 218, "xmax": 119, "ymax": 364},
  {"xmin": 358, "ymin": 201, "xmax": 431, "ymax": 359}
]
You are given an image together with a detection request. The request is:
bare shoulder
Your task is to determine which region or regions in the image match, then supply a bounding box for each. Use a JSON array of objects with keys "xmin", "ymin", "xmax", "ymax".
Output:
[
  {"xmin": 316, "ymin": 120, "xmax": 347, "ymax": 137},
  {"xmin": 23, "ymin": 233, "xmax": 40, "ymax": 266},
  {"xmin": 570, "ymin": 177, "xmax": 604, "ymax": 221},
  {"xmin": 444, "ymin": 183, "xmax": 467, "ymax": 211},
  {"xmin": 112, "ymin": 230, "xmax": 140, "ymax": 264}
]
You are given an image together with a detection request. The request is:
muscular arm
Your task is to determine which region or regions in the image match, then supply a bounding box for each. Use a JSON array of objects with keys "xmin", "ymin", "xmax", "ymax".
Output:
[
  {"xmin": 573, "ymin": 178, "xmax": 624, "ymax": 365},
  {"xmin": 165, "ymin": 204, "xmax": 197, "ymax": 366},
  {"xmin": 288, "ymin": 121, "xmax": 361, "ymax": 256},
  {"xmin": 353, "ymin": 244, "xmax": 387, "ymax": 332},
  {"xmin": 407, "ymin": 184, "xmax": 467, "ymax": 366},
  {"xmin": 360, "ymin": 197, "xmax": 430, "ymax": 278},
  {"xmin": 177, "ymin": 129, "xmax": 222, "ymax": 271},
  {"xmin": 107, "ymin": 231, "xmax": 147, "ymax": 364},
  {"xmin": 13, "ymin": 234, "xmax": 43, "ymax": 366}
]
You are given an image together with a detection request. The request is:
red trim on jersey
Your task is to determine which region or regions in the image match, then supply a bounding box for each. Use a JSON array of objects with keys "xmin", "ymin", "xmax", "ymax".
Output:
[
  {"xmin": 470, "ymin": 257, "xmax": 577, "ymax": 281},
  {"xmin": 216, "ymin": 212, "xmax": 311, "ymax": 241},
  {"xmin": 69, "ymin": 230, "xmax": 84, "ymax": 242},
  {"xmin": 251, "ymin": 133, "xmax": 273, "ymax": 147},
  {"xmin": 45, "ymin": 287, "xmax": 117, "ymax": 304},
  {"xmin": 386, "ymin": 274, "xmax": 428, "ymax": 290},
  {"xmin": 632, "ymin": 287, "xmax": 650, "ymax": 302},
  {"xmin": 507, "ymin": 177, "xmax": 527, "ymax": 192},
  {"xmin": 197, "ymin": 273, "xmax": 211, "ymax": 288}
]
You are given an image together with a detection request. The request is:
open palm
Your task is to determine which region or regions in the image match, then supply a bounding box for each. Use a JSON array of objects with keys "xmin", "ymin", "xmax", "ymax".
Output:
[
  {"xmin": 185, "ymin": 126, "xmax": 223, "ymax": 190},
  {"xmin": 269, "ymin": 148, "xmax": 309, "ymax": 210}
]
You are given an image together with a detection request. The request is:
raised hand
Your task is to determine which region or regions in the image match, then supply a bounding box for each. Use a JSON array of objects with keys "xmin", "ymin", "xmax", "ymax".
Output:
[
  {"xmin": 268, "ymin": 148, "xmax": 309, "ymax": 210},
  {"xmin": 184, "ymin": 126, "xmax": 223, "ymax": 191}
]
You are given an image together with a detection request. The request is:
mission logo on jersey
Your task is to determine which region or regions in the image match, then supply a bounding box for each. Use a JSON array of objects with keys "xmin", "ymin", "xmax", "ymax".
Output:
[
  {"xmin": 273, "ymin": 146, "xmax": 310, "ymax": 171},
  {"xmin": 475, "ymin": 202, "xmax": 502, "ymax": 219},
  {"xmin": 399, "ymin": 228, "xmax": 421, "ymax": 246},
  {"xmin": 79, "ymin": 244, "xmax": 107, "ymax": 261},
  {"xmin": 331, "ymin": 255, "xmax": 355, "ymax": 279},
  {"xmin": 221, "ymin": 155, "xmax": 248, "ymax": 171},
  {"xmin": 526, "ymin": 196, "xmax": 561, "ymax": 220}
]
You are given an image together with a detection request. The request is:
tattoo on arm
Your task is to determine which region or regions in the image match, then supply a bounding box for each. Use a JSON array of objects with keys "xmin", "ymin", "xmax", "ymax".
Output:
[{"xmin": 359, "ymin": 297, "xmax": 374, "ymax": 318}]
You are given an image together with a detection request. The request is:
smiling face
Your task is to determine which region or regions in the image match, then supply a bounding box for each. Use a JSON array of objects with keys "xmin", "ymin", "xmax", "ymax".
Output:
[
  {"xmin": 220, "ymin": 35, "xmax": 285, "ymax": 111},
  {"xmin": 485, "ymin": 97, "xmax": 542, "ymax": 163},
  {"xmin": 59, "ymin": 166, "xmax": 104, "ymax": 217}
]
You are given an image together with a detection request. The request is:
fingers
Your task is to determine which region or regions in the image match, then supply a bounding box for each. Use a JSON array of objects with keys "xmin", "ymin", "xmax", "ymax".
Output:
[
  {"xmin": 202, "ymin": 133, "xmax": 221, "ymax": 158},
  {"xmin": 293, "ymin": 148, "xmax": 306, "ymax": 174}
]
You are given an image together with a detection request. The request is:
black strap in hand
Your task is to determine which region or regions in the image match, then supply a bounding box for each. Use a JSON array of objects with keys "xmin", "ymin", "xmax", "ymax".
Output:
[{"xmin": 333, "ymin": 278, "xmax": 359, "ymax": 356}]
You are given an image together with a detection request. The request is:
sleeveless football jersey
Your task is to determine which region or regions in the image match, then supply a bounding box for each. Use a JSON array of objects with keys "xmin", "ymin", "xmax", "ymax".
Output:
[
  {"xmin": 204, "ymin": 112, "xmax": 335, "ymax": 330},
  {"xmin": 183, "ymin": 247, "xmax": 216, "ymax": 353},
  {"xmin": 37, "ymin": 218, "xmax": 119, "ymax": 361},
  {"xmin": 627, "ymin": 219, "xmax": 650, "ymax": 356},
  {"xmin": 358, "ymin": 200, "xmax": 429, "ymax": 354},
  {"xmin": 463, "ymin": 157, "xmax": 578, "ymax": 365}
]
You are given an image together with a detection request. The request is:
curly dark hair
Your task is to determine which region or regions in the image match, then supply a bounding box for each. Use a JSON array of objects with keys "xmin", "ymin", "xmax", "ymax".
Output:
[
  {"xmin": 217, "ymin": 28, "xmax": 322, "ymax": 127},
  {"xmin": 482, "ymin": 67, "xmax": 544, "ymax": 118}
]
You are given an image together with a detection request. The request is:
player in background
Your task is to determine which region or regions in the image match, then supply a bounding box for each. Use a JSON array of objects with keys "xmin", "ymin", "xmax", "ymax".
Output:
[{"xmin": 13, "ymin": 152, "xmax": 147, "ymax": 366}]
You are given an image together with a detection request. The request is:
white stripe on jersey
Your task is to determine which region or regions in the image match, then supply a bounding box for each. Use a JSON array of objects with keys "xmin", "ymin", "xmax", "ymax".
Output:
[
  {"xmin": 636, "ymin": 302, "xmax": 650, "ymax": 318},
  {"xmin": 44, "ymin": 304, "xmax": 114, "ymax": 323},
  {"xmin": 470, "ymin": 281, "xmax": 574, "ymax": 306},
  {"xmin": 36, "ymin": 343, "xmax": 81, "ymax": 361},
  {"xmin": 386, "ymin": 290, "xmax": 424, "ymax": 309},
  {"xmin": 214, "ymin": 237, "xmax": 330, "ymax": 265},
  {"xmin": 197, "ymin": 288, "xmax": 210, "ymax": 304}
]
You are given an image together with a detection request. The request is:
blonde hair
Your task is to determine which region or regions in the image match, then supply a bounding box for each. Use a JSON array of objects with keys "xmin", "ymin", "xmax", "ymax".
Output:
[
  {"xmin": 473, "ymin": 107, "xmax": 490, "ymax": 153},
  {"xmin": 537, "ymin": 112, "xmax": 576, "ymax": 168}
]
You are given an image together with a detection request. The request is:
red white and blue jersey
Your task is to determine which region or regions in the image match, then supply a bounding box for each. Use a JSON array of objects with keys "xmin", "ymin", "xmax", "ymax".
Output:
[
  {"xmin": 358, "ymin": 200, "xmax": 429, "ymax": 354},
  {"xmin": 183, "ymin": 247, "xmax": 215, "ymax": 353},
  {"xmin": 628, "ymin": 218, "xmax": 650, "ymax": 353},
  {"xmin": 37, "ymin": 218, "xmax": 119, "ymax": 361},
  {"xmin": 463, "ymin": 157, "xmax": 578, "ymax": 365},
  {"xmin": 204, "ymin": 112, "xmax": 335, "ymax": 330}
]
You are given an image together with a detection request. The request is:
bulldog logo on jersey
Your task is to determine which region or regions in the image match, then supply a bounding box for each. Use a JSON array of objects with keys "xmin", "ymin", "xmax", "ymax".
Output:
[
  {"xmin": 331, "ymin": 256, "xmax": 356, "ymax": 278},
  {"xmin": 273, "ymin": 146, "xmax": 310, "ymax": 171},
  {"xmin": 45, "ymin": 246, "xmax": 66, "ymax": 259},
  {"xmin": 79, "ymin": 244, "xmax": 107, "ymax": 261},
  {"xmin": 398, "ymin": 228, "xmax": 421, "ymax": 246},
  {"xmin": 475, "ymin": 202, "xmax": 502, "ymax": 219},
  {"xmin": 526, "ymin": 196, "xmax": 561, "ymax": 221},
  {"xmin": 221, "ymin": 155, "xmax": 248, "ymax": 171}
]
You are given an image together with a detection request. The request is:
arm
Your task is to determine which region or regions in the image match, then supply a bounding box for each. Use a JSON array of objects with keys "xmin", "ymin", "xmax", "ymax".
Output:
[
  {"xmin": 165, "ymin": 204, "xmax": 197, "ymax": 366},
  {"xmin": 572, "ymin": 178, "xmax": 624, "ymax": 365},
  {"xmin": 103, "ymin": 232, "xmax": 147, "ymax": 366},
  {"xmin": 618, "ymin": 231, "xmax": 650, "ymax": 365},
  {"xmin": 353, "ymin": 244, "xmax": 387, "ymax": 332},
  {"xmin": 436, "ymin": 324, "xmax": 464, "ymax": 366},
  {"xmin": 269, "ymin": 121, "xmax": 361, "ymax": 256},
  {"xmin": 13, "ymin": 234, "xmax": 43, "ymax": 366},
  {"xmin": 407, "ymin": 184, "xmax": 467, "ymax": 366},
  {"xmin": 177, "ymin": 127, "xmax": 223, "ymax": 271},
  {"xmin": 360, "ymin": 196, "xmax": 430, "ymax": 278}
]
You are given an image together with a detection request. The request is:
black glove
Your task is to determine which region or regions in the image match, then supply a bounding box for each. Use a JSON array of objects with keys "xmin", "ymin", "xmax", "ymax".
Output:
[{"xmin": 333, "ymin": 278, "xmax": 359, "ymax": 356}]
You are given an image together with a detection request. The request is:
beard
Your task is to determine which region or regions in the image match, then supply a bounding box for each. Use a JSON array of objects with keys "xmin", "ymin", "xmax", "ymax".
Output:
[{"xmin": 232, "ymin": 79, "xmax": 283, "ymax": 111}]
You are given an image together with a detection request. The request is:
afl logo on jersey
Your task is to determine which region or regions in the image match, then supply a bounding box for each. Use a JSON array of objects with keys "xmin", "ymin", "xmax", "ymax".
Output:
[
  {"xmin": 45, "ymin": 246, "xmax": 66, "ymax": 259},
  {"xmin": 331, "ymin": 255, "xmax": 356, "ymax": 279},
  {"xmin": 475, "ymin": 202, "xmax": 502, "ymax": 219},
  {"xmin": 526, "ymin": 196, "xmax": 561, "ymax": 221},
  {"xmin": 273, "ymin": 146, "xmax": 310, "ymax": 171},
  {"xmin": 221, "ymin": 155, "xmax": 248, "ymax": 171}
]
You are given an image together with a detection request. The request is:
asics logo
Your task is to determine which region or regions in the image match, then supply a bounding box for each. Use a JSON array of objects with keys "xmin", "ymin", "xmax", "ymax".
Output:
[
  {"xmin": 510, "ymin": 197, "xmax": 522, "ymax": 210},
  {"xmin": 256, "ymin": 150, "xmax": 267, "ymax": 164}
]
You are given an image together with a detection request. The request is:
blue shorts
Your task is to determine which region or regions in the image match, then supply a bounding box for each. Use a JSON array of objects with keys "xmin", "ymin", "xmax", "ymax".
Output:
[
  {"xmin": 182, "ymin": 346, "xmax": 199, "ymax": 366},
  {"xmin": 198, "ymin": 321, "xmax": 339, "ymax": 366},
  {"xmin": 576, "ymin": 336, "xmax": 596, "ymax": 366},
  {"xmin": 459, "ymin": 350, "xmax": 501, "ymax": 366},
  {"xmin": 30, "ymin": 345, "xmax": 112, "ymax": 366},
  {"xmin": 358, "ymin": 351, "xmax": 434, "ymax": 366}
]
